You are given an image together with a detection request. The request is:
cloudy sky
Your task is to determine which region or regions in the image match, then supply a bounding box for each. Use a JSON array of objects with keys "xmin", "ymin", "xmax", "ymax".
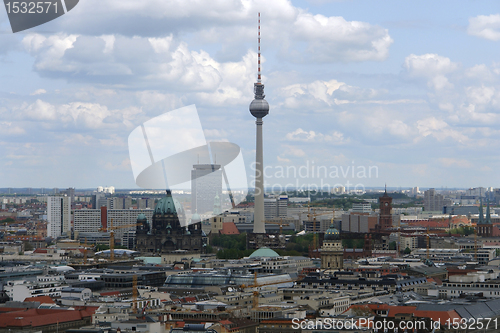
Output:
[{"xmin": 0, "ymin": 0, "xmax": 499, "ymax": 190}]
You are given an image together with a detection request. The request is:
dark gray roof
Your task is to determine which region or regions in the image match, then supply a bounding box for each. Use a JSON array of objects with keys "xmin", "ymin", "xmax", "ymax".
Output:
[{"xmin": 417, "ymin": 299, "xmax": 500, "ymax": 319}]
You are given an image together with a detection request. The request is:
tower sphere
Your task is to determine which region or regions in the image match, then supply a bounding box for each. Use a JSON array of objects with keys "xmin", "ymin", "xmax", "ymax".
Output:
[{"xmin": 249, "ymin": 97, "xmax": 269, "ymax": 118}]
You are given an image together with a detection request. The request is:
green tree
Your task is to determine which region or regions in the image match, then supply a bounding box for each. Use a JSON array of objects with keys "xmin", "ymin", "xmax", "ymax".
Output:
[
  {"xmin": 389, "ymin": 241, "xmax": 396, "ymax": 250},
  {"xmin": 403, "ymin": 247, "xmax": 412, "ymax": 255}
]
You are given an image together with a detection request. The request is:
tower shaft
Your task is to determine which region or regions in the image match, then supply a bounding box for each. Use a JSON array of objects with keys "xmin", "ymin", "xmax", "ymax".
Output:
[
  {"xmin": 253, "ymin": 118, "xmax": 265, "ymax": 233},
  {"xmin": 249, "ymin": 12, "xmax": 269, "ymax": 235}
]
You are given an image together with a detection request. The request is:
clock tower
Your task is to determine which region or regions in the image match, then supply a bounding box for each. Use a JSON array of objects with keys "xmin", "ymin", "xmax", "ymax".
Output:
[{"xmin": 379, "ymin": 186, "xmax": 393, "ymax": 229}]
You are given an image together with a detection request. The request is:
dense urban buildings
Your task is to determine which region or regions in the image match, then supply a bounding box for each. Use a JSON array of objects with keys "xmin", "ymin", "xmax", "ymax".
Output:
[{"xmin": 1, "ymin": 185, "xmax": 500, "ymax": 332}]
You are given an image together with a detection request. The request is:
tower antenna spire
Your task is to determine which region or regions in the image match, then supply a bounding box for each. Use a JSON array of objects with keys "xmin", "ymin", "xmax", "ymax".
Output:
[{"xmin": 258, "ymin": 12, "xmax": 261, "ymax": 84}]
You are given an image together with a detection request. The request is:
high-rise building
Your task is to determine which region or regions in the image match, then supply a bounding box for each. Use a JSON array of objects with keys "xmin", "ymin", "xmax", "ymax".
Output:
[
  {"xmin": 264, "ymin": 195, "xmax": 288, "ymax": 219},
  {"xmin": 191, "ymin": 164, "xmax": 222, "ymax": 215},
  {"xmin": 137, "ymin": 198, "xmax": 154, "ymax": 209},
  {"xmin": 424, "ymin": 188, "xmax": 451, "ymax": 212},
  {"xmin": 90, "ymin": 192, "xmax": 104, "ymax": 209},
  {"xmin": 47, "ymin": 196, "xmax": 71, "ymax": 238},
  {"xmin": 264, "ymin": 198, "xmax": 277, "ymax": 220}
]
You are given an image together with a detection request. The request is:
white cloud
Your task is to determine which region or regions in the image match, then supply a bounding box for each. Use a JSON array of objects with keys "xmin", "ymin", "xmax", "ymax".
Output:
[
  {"xmin": 416, "ymin": 117, "xmax": 468, "ymax": 143},
  {"xmin": 0, "ymin": 122, "xmax": 25, "ymax": 135},
  {"xmin": 11, "ymin": 99, "xmax": 142, "ymax": 130},
  {"xmin": 285, "ymin": 128, "xmax": 347, "ymax": 144},
  {"xmin": 22, "ymin": 34, "xmax": 79, "ymax": 72},
  {"xmin": 404, "ymin": 53, "xmax": 458, "ymax": 90},
  {"xmin": 30, "ymin": 89, "xmax": 47, "ymax": 96},
  {"xmin": 277, "ymin": 156, "xmax": 291, "ymax": 163},
  {"xmin": 465, "ymin": 64, "xmax": 496, "ymax": 81},
  {"xmin": 291, "ymin": 13, "xmax": 393, "ymax": 62},
  {"xmin": 468, "ymin": 14, "xmax": 500, "ymax": 41},
  {"xmin": 465, "ymin": 85, "xmax": 496, "ymax": 105}
]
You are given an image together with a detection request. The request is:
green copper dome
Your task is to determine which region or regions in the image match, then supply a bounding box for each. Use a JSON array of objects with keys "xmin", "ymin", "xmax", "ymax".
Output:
[
  {"xmin": 154, "ymin": 190, "xmax": 184, "ymax": 216},
  {"xmin": 324, "ymin": 225, "xmax": 340, "ymax": 240},
  {"xmin": 137, "ymin": 213, "xmax": 147, "ymax": 221},
  {"xmin": 249, "ymin": 247, "xmax": 280, "ymax": 258}
]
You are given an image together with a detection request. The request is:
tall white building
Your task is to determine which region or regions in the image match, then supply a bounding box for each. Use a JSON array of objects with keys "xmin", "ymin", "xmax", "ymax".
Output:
[
  {"xmin": 47, "ymin": 196, "xmax": 71, "ymax": 238},
  {"xmin": 191, "ymin": 164, "xmax": 222, "ymax": 214}
]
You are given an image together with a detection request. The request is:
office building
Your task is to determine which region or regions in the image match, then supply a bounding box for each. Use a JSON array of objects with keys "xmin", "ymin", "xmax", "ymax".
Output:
[
  {"xmin": 352, "ymin": 201, "xmax": 371, "ymax": 213},
  {"xmin": 264, "ymin": 195, "xmax": 288, "ymax": 219},
  {"xmin": 424, "ymin": 188, "xmax": 452, "ymax": 212}
]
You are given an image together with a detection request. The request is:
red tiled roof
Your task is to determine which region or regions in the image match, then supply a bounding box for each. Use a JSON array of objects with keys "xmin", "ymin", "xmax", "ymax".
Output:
[
  {"xmin": 220, "ymin": 222, "xmax": 240, "ymax": 235},
  {"xmin": 0, "ymin": 307, "xmax": 97, "ymax": 328},
  {"xmin": 387, "ymin": 306, "xmax": 461, "ymax": 323},
  {"xmin": 408, "ymin": 220, "xmax": 449, "ymax": 229},
  {"xmin": 24, "ymin": 296, "xmax": 54, "ymax": 304},
  {"xmin": 413, "ymin": 309, "xmax": 461, "ymax": 323},
  {"xmin": 451, "ymin": 216, "xmax": 470, "ymax": 225}
]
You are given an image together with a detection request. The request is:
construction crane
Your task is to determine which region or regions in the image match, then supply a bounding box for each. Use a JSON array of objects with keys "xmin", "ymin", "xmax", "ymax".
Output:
[
  {"xmin": 242, "ymin": 271, "xmax": 293, "ymax": 309},
  {"xmin": 132, "ymin": 274, "xmax": 138, "ymax": 313},
  {"xmin": 426, "ymin": 226, "xmax": 430, "ymax": 260},
  {"xmin": 83, "ymin": 238, "xmax": 88, "ymax": 265},
  {"xmin": 307, "ymin": 207, "xmax": 335, "ymax": 258},
  {"xmin": 100, "ymin": 220, "xmax": 141, "ymax": 261},
  {"xmin": 265, "ymin": 217, "xmax": 290, "ymax": 234}
]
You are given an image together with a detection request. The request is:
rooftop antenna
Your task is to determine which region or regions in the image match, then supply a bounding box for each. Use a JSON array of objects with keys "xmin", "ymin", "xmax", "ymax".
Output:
[{"xmin": 258, "ymin": 12, "xmax": 261, "ymax": 84}]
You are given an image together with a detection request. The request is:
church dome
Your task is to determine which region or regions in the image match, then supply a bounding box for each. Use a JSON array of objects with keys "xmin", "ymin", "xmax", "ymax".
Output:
[
  {"xmin": 324, "ymin": 225, "xmax": 340, "ymax": 240},
  {"xmin": 137, "ymin": 213, "xmax": 147, "ymax": 221},
  {"xmin": 154, "ymin": 190, "xmax": 184, "ymax": 215}
]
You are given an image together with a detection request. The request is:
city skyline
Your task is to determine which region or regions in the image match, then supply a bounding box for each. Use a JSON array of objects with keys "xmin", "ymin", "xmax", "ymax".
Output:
[{"xmin": 0, "ymin": 1, "xmax": 499, "ymax": 188}]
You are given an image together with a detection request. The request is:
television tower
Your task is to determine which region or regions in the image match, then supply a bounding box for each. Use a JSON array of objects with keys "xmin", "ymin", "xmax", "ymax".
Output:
[{"xmin": 250, "ymin": 12, "xmax": 269, "ymax": 234}]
